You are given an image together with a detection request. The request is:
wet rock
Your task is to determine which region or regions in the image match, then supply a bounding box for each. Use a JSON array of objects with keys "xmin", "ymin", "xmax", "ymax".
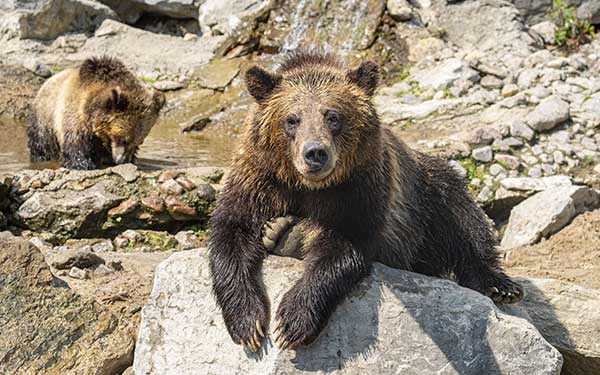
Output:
[
  {"xmin": 17, "ymin": 179, "xmax": 124, "ymax": 240},
  {"xmin": 134, "ymin": 250, "xmax": 562, "ymax": 375},
  {"xmin": 509, "ymin": 278, "xmax": 600, "ymax": 375},
  {"xmin": 160, "ymin": 179, "xmax": 184, "ymax": 195},
  {"xmin": 413, "ymin": 58, "xmax": 479, "ymax": 91},
  {"xmin": 0, "ymin": 238, "xmax": 135, "ymax": 374},
  {"xmin": 141, "ymin": 194, "xmax": 165, "ymax": 213},
  {"xmin": 193, "ymin": 58, "xmax": 240, "ymax": 89},
  {"xmin": 111, "ymin": 163, "xmax": 139, "ymax": 183},
  {"xmin": 165, "ymin": 197, "xmax": 198, "ymax": 220},
  {"xmin": 196, "ymin": 183, "xmax": 216, "ymax": 202},
  {"xmin": 472, "ymin": 146, "xmax": 493, "ymax": 162},
  {"xmin": 50, "ymin": 248, "xmax": 105, "ymax": 270},
  {"xmin": 175, "ymin": 176, "xmax": 196, "ymax": 191},
  {"xmin": 501, "ymin": 185, "xmax": 600, "ymax": 249},
  {"xmin": 526, "ymin": 96, "xmax": 570, "ymax": 132},
  {"xmin": 108, "ymin": 198, "xmax": 139, "ymax": 218},
  {"xmin": 0, "ymin": 0, "xmax": 117, "ymax": 40},
  {"xmin": 387, "ymin": 0, "xmax": 413, "ymax": 21}
]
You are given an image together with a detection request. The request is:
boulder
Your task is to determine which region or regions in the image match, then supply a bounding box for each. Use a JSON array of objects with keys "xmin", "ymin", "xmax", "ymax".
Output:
[
  {"xmin": 0, "ymin": 237, "xmax": 135, "ymax": 374},
  {"xmin": 134, "ymin": 250, "xmax": 563, "ymax": 375},
  {"xmin": 413, "ymin": 58, "xmax": 479, "ymax": 91},
  {"xmin": 0, "ymin": 0, "xmax": 117, "ymax": 40},
  {"xmin": 499, "ymin": 175, "xmax": 572, "ymax": 192},
  {"xmin": 387, "ymin": 0, "xmax": 413, "ymax": 21},
  {"xmin": 506, "ymin": 278, "xmax": 600, "ymax": 375},
  {"xmin": 98, "ymin": 0, "xmax": 201, "ymax": 22},
  {"xmin": 525, "ymin": 96, "xmax": 570, "ymax": 132},
  {"xmin": 501, "ymin": 185, "xmax": 600, "ymax": 249},
  {"xmin": 12, "ymin": 167, "xmax": 218, "ymax": 241}
]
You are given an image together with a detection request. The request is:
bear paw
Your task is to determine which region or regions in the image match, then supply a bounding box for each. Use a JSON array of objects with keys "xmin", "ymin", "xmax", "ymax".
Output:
[
  {"xmin": 483, "ymin": 273, "xmax": 524, "ymax": 304},
  {"xmin": 223, "ymin": 299, "xmax": 269, "ymax": 353},
  {"xmin": 273, "ymin": 289, "xmax": 325, "ymax": 350},
  {"xmin": 262, "ymin": 215, "xmax": 297, "ymax": 251}
]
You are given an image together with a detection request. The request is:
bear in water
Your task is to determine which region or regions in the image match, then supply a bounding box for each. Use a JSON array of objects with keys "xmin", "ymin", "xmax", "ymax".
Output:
[{"xmin": 27, "ymin": 56, "xmax": 165, "ymax": 170}]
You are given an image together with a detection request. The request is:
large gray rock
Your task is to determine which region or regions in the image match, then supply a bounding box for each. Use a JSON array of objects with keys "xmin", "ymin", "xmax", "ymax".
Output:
[
  {"xmin": 99, "ymin": 0, "xmax": 201, "ymax": 22},
  {"xmin": 525, "ymin": 96, "xmax": 570, "ymax": 132},
  {"xmin": 501, "ymin": 185, "xmax": 600, "ymax": 249},
  {"xmin": 0, "ymin": 237, "xmax": 135, "ymax": 375},
  {"xmin": 134, "ymin": 250, "xmax": 563, "ymax": 375},
  {"xmin": 510, "ymin": 278, "xmax": 600, "ymax": 375},
  {"xmin": 508, "ymin": 0, "xmax": 585, "ymax": 25},
  {"xmin": 0, "ymin": 0, "xmax": 116, "ymax": 40},
  {"xmin": 413, "ymin": 58, "xmax": 479, "ymax": 91}
]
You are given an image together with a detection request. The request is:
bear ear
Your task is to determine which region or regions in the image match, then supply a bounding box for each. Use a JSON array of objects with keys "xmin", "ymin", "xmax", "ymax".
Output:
[
  {"xmin": 245, "ymin": 65, "xmax": 282, "ymax": 103},
  {"xmin": 347, "ymin": 61, "xmax": 379, "ymax": 96}
]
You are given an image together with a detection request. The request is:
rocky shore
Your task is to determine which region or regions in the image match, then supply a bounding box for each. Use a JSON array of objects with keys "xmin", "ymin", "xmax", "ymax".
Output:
[{"xmin": 1, "ymin": 0, "xmax": 600, "ymax": 374}]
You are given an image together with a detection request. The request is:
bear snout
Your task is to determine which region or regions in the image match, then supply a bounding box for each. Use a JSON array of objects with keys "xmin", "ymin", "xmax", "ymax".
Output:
[{"xmin": 303, "ymin": 142, "xmax": 330, "ymax": 171}]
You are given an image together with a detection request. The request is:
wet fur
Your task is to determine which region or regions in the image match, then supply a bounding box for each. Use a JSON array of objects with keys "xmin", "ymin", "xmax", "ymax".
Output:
[
  {"xmin": 209, "ymin": 51, "xmax": 522, "ymax": 350},
  {"xmin": 27, "ymin": 56, "xmax": 164, "ymax": 169}
]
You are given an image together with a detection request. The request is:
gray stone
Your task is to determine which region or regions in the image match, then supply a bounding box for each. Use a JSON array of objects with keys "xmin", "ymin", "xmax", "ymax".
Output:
[
  {"xmin": 501, "ymin": 185, "xmax": 600, "ymax": 249},
  {"xmin": 472, "ymin": 146, "xmax": 493, "ymax": 162},
  {"xmin": 530, "ymin": 21, "xmax": 557, "ymax": 45},
  {"xmin": 68, "ymin": 266, "xmax": 89, "ymax": 279},
  {"xmin": 495, "ymin": 154, "xmax": 521, "ymax": 170},
  {"xmin": 510, "ymin": 121, "xmax": 535, "ymax": 141},
  {"xmin": 489, "ymin": 163, "xmax": 507, "ymax": 176},
  {"xmin": 501, "ymin": 83, "xmax": 519, "ymax": 97},
  {"xmin": 0, "ymin": 0, "xmax": 117, "ymax": 40},
  {"xmin": 387, "ymin": 0, "xmax": 412, "ymax": 21},
  {"xmin": 134, "ymin": 250, "xmax": 562, "ymax": 375},
  {"xmin": 578, "ymin": 0, "xmax": 600, "ymax": 24},
  {"xmin": 526, "ymin": 96, "xmax": 570, "ymax": 132},
  {"xmin": 500, "ymin": 175, "xmax": 572, "ymax": 192},
  {"xmin": 480, "ymin": 75, "xmax": 503, "ymax": 89},
  {"xmin": 92, "ymin": 239, "xmax": 115, "ymax": 253},
  {"xmin": 22, "ymin": 58, "xmax": 51, "ymax": 78},
  {"xmin": 152, "ymin": 80, "xmax": 185, "ymax": 92},
  {"xmin": 50, "ymin": 248, "xmax": 105, "ymax": 270},
  {"xmin": 111, "ymin": 163, "xmax": 138, "ymax": 183},
  {"xmin": 508, "ymin": 278, "xmax": 600, "ymax": 375},
  {"xmin": 413, "ymin": 58, "xmax": 479, "ymax": 91},
  {"xmin": 99, "ymin": 0, "xmax": 201, "ymax": 20}
]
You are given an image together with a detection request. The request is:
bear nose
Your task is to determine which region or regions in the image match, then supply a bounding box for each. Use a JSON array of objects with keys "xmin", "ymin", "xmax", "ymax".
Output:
[{"xmin": 303, "ymin": 142, "xmax": 329, "ymax": 171}]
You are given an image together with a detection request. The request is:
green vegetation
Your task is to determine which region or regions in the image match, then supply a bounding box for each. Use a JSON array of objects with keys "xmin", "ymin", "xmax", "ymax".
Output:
[
  {"xmin": 550, "ymin": 0, "xmax": 595, "ymax": 50},
  {"xmin": 459, "ymin": 157, "xmax": 485, "ymax": 182},
  {"xmin": 141, "ymin": 76, "xmax": 159, "ymax": 84}
]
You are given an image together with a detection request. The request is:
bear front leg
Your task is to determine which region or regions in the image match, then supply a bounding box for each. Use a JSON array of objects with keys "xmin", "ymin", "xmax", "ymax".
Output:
[
  {"xmin": 209, "ymin": 214, "xmax": 270, "ymax": 352},
  {"xmin": 273, "ymin": 223, "xmax": 368, "ymax": 349},
  {"xmin": 62, "ymin": 131, "xmax": 97, "ymax": 170}
]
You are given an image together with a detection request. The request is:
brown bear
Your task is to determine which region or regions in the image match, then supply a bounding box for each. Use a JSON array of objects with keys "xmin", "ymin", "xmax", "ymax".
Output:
[
  {"xmin": 27, "ymin": 56, "xmax": 165, "ymax": 170},
  {"xmin": 208, "ymin": 51, "xmax": 523, "ymax": 353}
]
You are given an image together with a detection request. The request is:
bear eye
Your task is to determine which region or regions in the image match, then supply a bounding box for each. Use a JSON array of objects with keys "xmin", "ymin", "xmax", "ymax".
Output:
[
  {"xmin": 284, "ymin": 114, "xmax": 300, "ymax": 135},
  {"xmin": 325, "ymin": 110, "xmax": 342, "ymax": 134}
]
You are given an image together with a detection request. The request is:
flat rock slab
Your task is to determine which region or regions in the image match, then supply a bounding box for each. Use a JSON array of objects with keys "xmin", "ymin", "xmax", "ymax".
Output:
[
  {"xmin": 509, "ymin": 278, "xmax": 600, "ymax": 375},
  {"xmin": 0, "ymin": 238, "xmax": 135, "ymax": 375},
  {"xmin": 134, "ymin": 250, "xmax": 562, "ymax": 375}
]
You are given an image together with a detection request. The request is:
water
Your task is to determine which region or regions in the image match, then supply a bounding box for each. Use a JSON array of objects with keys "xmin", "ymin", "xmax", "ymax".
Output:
[{"xmin": 0, "ymin": 114, "xmax": 236, "ymax": 175}]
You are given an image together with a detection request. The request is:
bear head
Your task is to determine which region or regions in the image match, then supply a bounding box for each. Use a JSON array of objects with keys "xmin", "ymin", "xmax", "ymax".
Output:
[
  {"xmin": 244, "ymin": 51, "xmax": 381, "ymax": 189},
  {"xmin": 80, "ymin": 56, "xmax": 166, "ymax": 164}
]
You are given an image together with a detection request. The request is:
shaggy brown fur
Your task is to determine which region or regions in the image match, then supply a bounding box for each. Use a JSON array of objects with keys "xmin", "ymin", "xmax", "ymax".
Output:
[
  {"xmin": 208, "ymin": 51, "xmax": 523, "ymax": 353},
  {"xmin": 27, "ymin": 56, "xmax": 165, "ymax": 170}
]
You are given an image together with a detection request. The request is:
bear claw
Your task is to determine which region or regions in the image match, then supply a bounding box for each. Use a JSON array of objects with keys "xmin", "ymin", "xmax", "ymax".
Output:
[
  {"xmin": 262, "ymin": 216, "xmax": 297, "ymax": 251},
  {"xmin": 483, "ymin": 277, "xmax": 524, "ymax": 304}
]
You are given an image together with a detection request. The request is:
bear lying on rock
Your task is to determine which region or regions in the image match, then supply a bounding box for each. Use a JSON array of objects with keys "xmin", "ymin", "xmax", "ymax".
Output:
[{"xmin": 208, "ymin": 51, "xmax": 523, "ymax": 352}]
